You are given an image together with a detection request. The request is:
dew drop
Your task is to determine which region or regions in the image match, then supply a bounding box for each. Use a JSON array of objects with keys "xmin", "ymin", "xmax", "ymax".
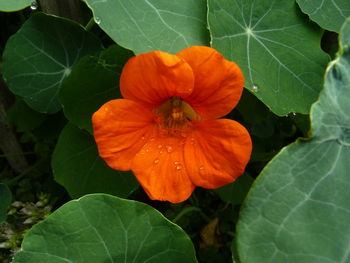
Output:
[
  {"xmin": 159, "ymin": 150, "xmax": 164, "ymax": 154},
  {"xmin": 252, "ymin": 85, "xmax": 259, "ymax": 92},
  {"xmin": 176, "ymin": 165, "xmax": 182, "ymax": 171},
  {"xmin": 190, "ymin": 137, "xmax": 196, "ymax": 145},
  {"xmin": 292, "ymin": 112, "xmax": 296, "ymax": 116},
  {"xmin": 157, "ymin": 145, "xmax": 163, "ymax": 149},
  {"xmin": 95, "ymin": 17, "xmax": 101, "ymax": 24},
  {"xmin": 154, "ymin": 159, "xmax": 159, "ymax": 164},
  {"xmin": 30, "ymin": 1, "xmax": 38, "ymax": 10},
  {"xmin": 199, "ymin": 166, "xmax": 204, "ymax": 170},
  {"xmin": 166, "ymin": 146, "xmax": 173, "ymax": 153},
  {"xmin": 174, "ymin": 161, "xmax": 180, "ymax": 165}
]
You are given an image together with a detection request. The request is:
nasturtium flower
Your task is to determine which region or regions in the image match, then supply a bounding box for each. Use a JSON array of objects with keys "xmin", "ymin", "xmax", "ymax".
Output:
[{"xmin": 92, "ymin": 46, "xmax": 252, "ymax": 203}]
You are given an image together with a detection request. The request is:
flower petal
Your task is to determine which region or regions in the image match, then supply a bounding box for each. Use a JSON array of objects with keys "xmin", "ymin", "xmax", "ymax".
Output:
[
  {"xmin": 92, "ymin": 99, "xmax": 156, "ymax": 171},
  {"xmin": 184, "ymin": 119, "xmax": 252, "ymax": 189},
  {"xmin": 132, "ymin": 136, "xmax": 195, "ymax": 203},
  {"xmin": 177, "ymin": 46, "xmax": 244, "ymax": 119},
  {"xmin": 120, "ymin": 51, "xmax": 194, "ymax": 108}
]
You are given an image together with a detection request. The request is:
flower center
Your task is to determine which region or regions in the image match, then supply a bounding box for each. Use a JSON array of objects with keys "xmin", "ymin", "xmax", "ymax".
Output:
[{"xmin": 155, "ymin": 96, "xmax": 199, "ymax": 134}]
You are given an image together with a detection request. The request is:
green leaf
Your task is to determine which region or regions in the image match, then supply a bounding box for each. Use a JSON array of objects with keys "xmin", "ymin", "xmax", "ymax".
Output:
[
  {"xmin": 296, "ymin": 0, "xmax": 350, "ymax": 33},
  {"xmin": 6, "ymin": 98, "xmax": 45, "ymax": 132},
  {"xmin": 84, "ymin": 0, "xmax": 209, "ymax": 54},
  {"xmin": 13, "ymin": 194, "xmax": 198, "ymax": 263},
  {"xmin": 60, "ymin": 45, "xmax": 133, "ymax": 133},
  {"xmin": 213, "ymin": 174, "xmax": 254, "ymax": 205},
  {"xmin": 2, "ymin": 12, "xmax": 102, "ymax": 114},
  {"xmin": 236, "ymin": 18, "xmax": 350, "ymax": 262},
  {"xmin": 208, "ymin": 0, "xmax": 329, "ymax": 115},
  {"xmin": 0, "ymin": 0, "xmax": 32, "ymax": 11},
  {"xmin": 52, "ymin": 123, "xmax": 139, "ymax": 198},
  {"xmin": 0, "ymin": 184, "xmax": 12, "ymax": 223}
]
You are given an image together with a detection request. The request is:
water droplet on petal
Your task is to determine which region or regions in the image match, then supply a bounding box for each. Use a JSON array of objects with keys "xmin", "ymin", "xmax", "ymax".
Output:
[
  {"xmin": 174, "ymin": 161, "xmax": 180, "ymax": 165},
  {"xmin": 157, "ymin": 145, "xmax": 163, "ymax": 149},
  {"xmin": 199, "ymin": 166, "xmax": 204, "ymax": 170},
  {"xmin": 145, "ymin": 149, "xmax": 150, "ymax": 153},
  {"xmin": 95, "ymin": 17, "xmax": 101, "ymax": 24},
  {"xmin": 166, "ymin": 146, "xmax": 173, "ymax": 153},
  {"xmin": 176, "ymin": 165, "xmax": 182, "ymax": 171},
  {"xmin": 159, "ymin": 150, "xmax": 164, "ymax": 154},
  {"xmin": 154, "ymin": 159, "xmax": 159, "ymax": 164},
  {"xmin": 30, "ymin": 1, "xmax": 38, "ymax": 10},
  {"xmin": 252, "ymin": 85, "xmax": 259, "ymax": 92}
]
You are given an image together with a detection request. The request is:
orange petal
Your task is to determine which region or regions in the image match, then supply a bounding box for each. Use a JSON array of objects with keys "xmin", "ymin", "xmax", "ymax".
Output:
[
  {"xmin": 131, "ymin": 136, "xmax": 195, "ymax": 203},
  {"xmin": 92, "ymin": 99, "xmax": 156, "ymax": 171},
  {"xmin": 120, "ymin": 51, "xmax": 194, "ymax": 109},
  {"xmin": 184, "ymin": 119, "xmax": 252, "ymax": 189},
  {"xmin": 177, "ymin": 46, "xmax": 244, "ymax": 119}
]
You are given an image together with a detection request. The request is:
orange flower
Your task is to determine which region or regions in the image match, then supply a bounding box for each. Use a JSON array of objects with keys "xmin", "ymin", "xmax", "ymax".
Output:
[{"xmin": 92, "ymin": 46, "xmax": 252, "ymax": 203}]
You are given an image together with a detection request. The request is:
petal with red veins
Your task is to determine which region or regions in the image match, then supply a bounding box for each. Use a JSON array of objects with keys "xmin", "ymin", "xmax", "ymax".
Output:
[
  {"xmin": 177, "ymin": 46, "xmax": 244, "ymax": 119},
  {"xmin": 132, "ymin": 136, "xmax": 195, "ymax": 203},
  {"xmin": 92, "ymin": 99, "xmax": 156, "ymax": 171},
  {"xmin": 184, "ymin": 119, "xmax": 252, "ymax": 189},
  {"xmin": 120, "ymin": 51, "xmax": 194, "ymax": 109}
]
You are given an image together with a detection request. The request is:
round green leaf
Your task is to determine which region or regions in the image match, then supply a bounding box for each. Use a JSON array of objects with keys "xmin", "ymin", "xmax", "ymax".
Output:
[
  {"xmin": 83, "ymin": 0, "xmax": 209, "ymax": 54},
  {"xmin": 2, "ymin": 12, "xmax": 102, "ymax": 114},
  {"xmin": 213, "ymin": 174, "xmax": 254, "ymax": 205},
  {"xmin": 236, "ymin": 18, "xmax": 350, "ymax": 263},
  {"xmin": 208, "ymin": 0, "xmax": 329, "ymax": 115},
  {"xmin": 296, "ymin": 0, "xmax": 350, "ymax": 33},
  {"xmin": 0, "ymin": 184, "xmax": 12, "ymax": 223},
  {"xmin": 13, "ymin": 194, "xmax": 198, "ymax": 263},
  {"xmin": 6, "ymin": 98, "xmax": 45, "ymax": 132},
  {"xmin": 52, "ymin": 123, "xmax": 139, "ymax": 198},
  {"xmin": 60, "ymin": 45, "xmax": 133, "ymax": 133},
  {"xmin": 0, "ymin": 0, "xmax": 32, "ymax": 11}
]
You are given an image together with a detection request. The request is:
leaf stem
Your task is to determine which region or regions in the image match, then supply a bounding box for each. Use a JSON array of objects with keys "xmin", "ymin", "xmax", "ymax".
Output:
[
  {"xmin": 85, "ymin": 17, "xmax": 95, "ymax": 31},
  {"xmin": 5, "ymin": 158, "xmax": 46, "ymax": 186},
  {"xmin": 172, "ymin": 206, "xmax": 210, "ymax": 224},
  {"xmin": 0, "ymin": 152, "xmax": 35, "ymax": 158}
]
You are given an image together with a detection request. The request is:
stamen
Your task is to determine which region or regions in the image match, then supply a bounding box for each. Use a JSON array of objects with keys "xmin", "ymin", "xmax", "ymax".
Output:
[{"xmin": 154, "ymin": 96, "xmax": 200, "ymax": 134}]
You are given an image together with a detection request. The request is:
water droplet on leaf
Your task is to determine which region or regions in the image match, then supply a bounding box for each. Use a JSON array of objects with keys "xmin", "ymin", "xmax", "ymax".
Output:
[
  {"xmin": 30, "ymin": 1, "xmax": 38, "ymax": 10},
  {"xmin": 252, "ymin": 85, "xmax": 259, "ymax": 92},
  {"xmin": 95, "ymin": 17, "xmax": 101, "ymax": 24}
]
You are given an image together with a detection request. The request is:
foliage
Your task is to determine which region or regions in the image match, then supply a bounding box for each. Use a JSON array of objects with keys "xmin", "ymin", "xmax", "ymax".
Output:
[{"xmin": 0, "ymin": 0, "xmax": 349, "ymax": 262}]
